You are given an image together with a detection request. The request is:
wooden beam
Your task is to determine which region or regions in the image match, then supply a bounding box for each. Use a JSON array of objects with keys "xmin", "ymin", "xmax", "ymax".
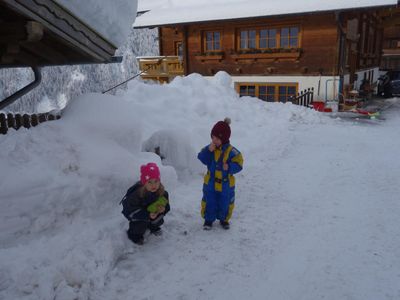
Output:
[
  {"xmin": 0, "ymin": 21, "xmax": 43, "ymax": 43},
  {"xmin": 1, "ymin": 50, "xmax": 39, "ymax": 65},
  {"xmin": 0, "ymin": 21, "xmax": 27, "ymax": 43},
  {"xmin": 21, "ymin": 41, "xmax": 67, "ymax": 64},
  {"xmin": 379, "ymin": 7, "xmax": 400, "ymax": 18},
  {"xmin": 6, "ymin": 43, "xmax": 20, "ymax": 54},
  {"xmin": 26, "ymin": 21, "xmax": 44, "ymax": 42},
  {"xmin": 382, "ymin": 15, "xmax": 400, "ymax": 27}
]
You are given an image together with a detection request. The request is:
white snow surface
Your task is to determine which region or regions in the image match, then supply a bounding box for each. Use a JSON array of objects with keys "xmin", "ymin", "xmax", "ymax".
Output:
[
  {"xmin": 137, "ymin": 0, "xmax": 168, "ymax": 12},
  {"xmin": 56, "ymin": 0, "xmax": 138, "ymax": 46},
  {"xmin": 134, "ymin": 0, "xmax": 397, "ymax": 27},
  {"xmin": 1, "ymin": 71, "xmax": 400, "ymax": 299}
]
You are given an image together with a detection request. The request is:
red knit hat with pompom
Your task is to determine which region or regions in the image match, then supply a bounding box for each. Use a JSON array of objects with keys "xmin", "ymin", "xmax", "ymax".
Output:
[{"xmin": 211, "ymin": 117, "xmax": 231, "ymax": 145}]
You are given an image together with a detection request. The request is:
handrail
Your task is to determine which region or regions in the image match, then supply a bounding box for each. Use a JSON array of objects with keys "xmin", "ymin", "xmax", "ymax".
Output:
[{"xmin": 102, "ymin": 62, "xmax": 159, "ymax": 94}]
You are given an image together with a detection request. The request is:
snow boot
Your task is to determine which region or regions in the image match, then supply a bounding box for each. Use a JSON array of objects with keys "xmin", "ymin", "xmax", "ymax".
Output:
[
  {"xmin": 150, "ymin": 227, "xmax": 162, "ymax": 236},
  {"xmin": 134, "ymin": 237, "xmax": 144, "ymax": 245},
  {"xmin": 219, "ymin": 220, "xmax": 230, "ymax": 230},
  {"xmin": 203, "ymin": 221, "xmax": 213, "ymax": 230},
  {"xmin": 127, "ymin": 230, "xmax": 144, "ymax": 245}
]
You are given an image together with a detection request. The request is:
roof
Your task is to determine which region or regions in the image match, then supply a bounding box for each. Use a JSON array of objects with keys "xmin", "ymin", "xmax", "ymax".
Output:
[
  {"xmin": 134, "ymin": 0, "xmax": 398, "ymax": 28},
  {"xmin": 0, "ymin": 0, "xmax": 137, "ymax": 68},
  {"xmin": 56, "ymin": 0, "xmax": 137, "ymax": 47},
  {"xmin": 137, "ymin": 0, "xmax": 168, "ymax": 13}
]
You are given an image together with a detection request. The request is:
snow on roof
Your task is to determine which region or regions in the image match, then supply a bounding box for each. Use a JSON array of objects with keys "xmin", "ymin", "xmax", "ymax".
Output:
[
  {"xmin": 56, "ymin": 0, "xmax": 138, "ymax": 46},
  {"xmin": 134, "ymin": 0, "xmax": 397, "ymax": 28},
  {"xmin": 137, "ymin": 0, "xmax": 169, "ymax": 12}
]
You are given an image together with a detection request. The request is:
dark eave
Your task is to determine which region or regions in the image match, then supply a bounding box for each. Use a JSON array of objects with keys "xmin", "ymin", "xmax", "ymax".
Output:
[{"xmin": 0, "ymin": 0, "xmax": 120, "ymax": 68}]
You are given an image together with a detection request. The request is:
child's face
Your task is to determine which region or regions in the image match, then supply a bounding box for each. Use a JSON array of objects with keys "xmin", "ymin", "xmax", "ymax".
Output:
[
  {"xmin": 211, "ymin": 135, "xmax": 222, "ymax": 147},
  {"xmin": 144, "ymin": 179, "xmax": 160, "ymax": 192}
]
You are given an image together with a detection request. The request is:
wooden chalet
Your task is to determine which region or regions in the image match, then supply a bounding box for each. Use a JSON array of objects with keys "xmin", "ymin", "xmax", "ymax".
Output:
[{"xmin": 134, "ymin": 0, "xmax": 398, "ymax": 108}]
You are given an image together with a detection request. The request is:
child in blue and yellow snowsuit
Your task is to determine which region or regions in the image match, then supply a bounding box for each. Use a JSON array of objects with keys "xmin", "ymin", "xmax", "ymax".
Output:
[{"xmin": 198, "ymin": 118, "xmax": 243, "ymax": 230}]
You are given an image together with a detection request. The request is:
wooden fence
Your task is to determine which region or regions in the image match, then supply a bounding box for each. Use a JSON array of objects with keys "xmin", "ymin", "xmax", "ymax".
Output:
[
  {"xmin": 289, "ymin": 87, "xmax": 314, "ymax": 107},
  {"xmin": 0, "ymin": 112, "xmax": 61, "ymax": 135}
]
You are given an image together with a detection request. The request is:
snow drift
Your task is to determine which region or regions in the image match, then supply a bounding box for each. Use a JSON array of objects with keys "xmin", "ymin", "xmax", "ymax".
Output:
[{"xmin": 1, "ymin": 72, "xmax": 399, "ymax": 300}]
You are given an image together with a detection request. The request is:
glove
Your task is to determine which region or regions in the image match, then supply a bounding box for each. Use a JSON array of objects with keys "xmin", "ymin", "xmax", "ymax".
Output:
[{"xmin": 147, "ymin": 196, "xmax": 168, "ymax": 213}]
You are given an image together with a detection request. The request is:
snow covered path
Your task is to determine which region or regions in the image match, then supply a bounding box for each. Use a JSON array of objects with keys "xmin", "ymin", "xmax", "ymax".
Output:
[
  {"xmin": 101, "ymin": 108, "xmax": 400, "ymax": 300},
  {"xmin": 253, "ymin": 119, "xmax": 400, "ymax": 300}
]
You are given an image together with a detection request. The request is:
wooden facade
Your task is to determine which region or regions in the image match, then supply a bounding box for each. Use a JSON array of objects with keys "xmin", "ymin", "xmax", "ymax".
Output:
[
  {"xmin": 380, "ymin": 7, "xmax": 400, "ymax": 70},
  {"xmin": 159, "ymin": 11, "xmax": 382, "ymax": 77},
  {"xmin": 162, "ymin": 14, "xmax": 337, "ymax": 77}
]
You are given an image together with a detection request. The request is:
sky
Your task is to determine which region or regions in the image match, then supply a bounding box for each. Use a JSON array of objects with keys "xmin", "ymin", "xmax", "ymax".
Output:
[{"xmin": 0, "ymin": 72, "xmax": 399, "ymax": 299}]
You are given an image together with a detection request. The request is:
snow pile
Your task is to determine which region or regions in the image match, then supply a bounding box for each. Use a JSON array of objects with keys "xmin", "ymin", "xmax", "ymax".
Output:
[{"xmin": 1, "ymin": 72, "xmax": 399, "ymax": 300}]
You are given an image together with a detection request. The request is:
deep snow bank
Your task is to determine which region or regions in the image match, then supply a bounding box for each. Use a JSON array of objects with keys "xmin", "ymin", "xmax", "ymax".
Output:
[{"xmin": 0, "ymin": 72, "xmax": 331, "ymax": 299}]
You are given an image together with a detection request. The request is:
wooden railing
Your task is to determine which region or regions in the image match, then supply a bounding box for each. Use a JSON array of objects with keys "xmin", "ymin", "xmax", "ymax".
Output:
[
  {"xmin": 289, "ymin": 87, "xmax": 314, "ymax": 107},
  {"xmin": 137, "ymin": 56, "xmax": 184, "ymax": 82},
  {"xmin": 0, "ymin": 112, "xmax": 61, "ymax": 135}
]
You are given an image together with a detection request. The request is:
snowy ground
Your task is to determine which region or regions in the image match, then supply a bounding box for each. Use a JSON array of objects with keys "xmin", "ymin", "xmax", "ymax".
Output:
[{"xmin": 1, "ymin": 73, "xmax": 399, "ymax": 300}]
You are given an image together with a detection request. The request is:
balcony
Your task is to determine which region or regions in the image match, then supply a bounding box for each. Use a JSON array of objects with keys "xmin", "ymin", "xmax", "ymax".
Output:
[{"xmin": 137, "ymin": 56, "xmax": 184, "ymax": 82}]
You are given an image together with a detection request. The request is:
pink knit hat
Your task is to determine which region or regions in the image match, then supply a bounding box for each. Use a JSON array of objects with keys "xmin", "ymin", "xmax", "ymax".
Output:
[{"xmin": 140, "ymin": 162, "xmax": 160, "ymax": 185}]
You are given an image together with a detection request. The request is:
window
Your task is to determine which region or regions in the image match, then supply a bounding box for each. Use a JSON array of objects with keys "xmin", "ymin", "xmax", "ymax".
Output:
[
  {"xmin": 238, "ymin": 83, "xmax": 297, "ymax": 102},
  {"xmin": 238, "ymin": 26, "xmax": 299, "ymax": 50},
  {"xmin": 240, "ymin": 30, "xmax": 257, "ymax": 49},
  {"xmin": 239, "ymin": 85, "xmax": 256, "ymax": 97},
  {"xmin": 259, "ymin": 29, "xmax": 277, "ymax": 49},
  {"xmin": 278, "ymin": 85, "xmax": 297, "ymax": 102},
  {"xmin": 280, "ymin": 27, "xmax": 299, "ymax": 48},
  {"xmin": 175, "ymin": 41, "xmax": 183, "ymax": 57},
  {"xmin": 259, "ymin": 86, "xmax": 276, "ymax": 102},
  {"xmin": 361, "ymin": 20, "xmax": 367, "ymax": 54},
  {"xmin": 204, "ymin": 31, "xmax": 221, "ymax": 52}
]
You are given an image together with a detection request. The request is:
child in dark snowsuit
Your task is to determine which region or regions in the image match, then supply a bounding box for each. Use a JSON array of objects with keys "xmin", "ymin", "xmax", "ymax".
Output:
[
  {"xmin": 198, "ymin": 118, "xmax": 243, "ymax": 230},
  {"xmin": 121, "ymin": 162, "xmax": 170, "ymax": 245}
]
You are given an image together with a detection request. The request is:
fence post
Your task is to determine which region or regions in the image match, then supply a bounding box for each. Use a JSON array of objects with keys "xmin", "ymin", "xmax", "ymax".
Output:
[
  {"xmin": 22, "ymin": 114, "xmax": 31, "ymax": 129},
  {"xmin": 6, "ymin": 113, "xmax": 15, "ymax": 128},
  {"xmin": 38, "ymin": 113, "xmax": 47, "ymax": 123},
  {"xmin": 31, "ymin": 114, "xmax": 39, "ymax": 127},
  {"xmin": 310, "ymin": 87, "xmax": 314, "ymax": 105},
  {"xmin": 48, "ymin": 114, "xmax": 55, "ymax": 121},
  {"xmin": 300, "ymin": 90, "xmax": 305, "ymax": 106},
  {"xmin": 0, "ymin": 113, "xmax": 7, "ymax": 134},
  {"xmin": 15, "ymin": 114, "xmax": 23, "ymax": 129}
]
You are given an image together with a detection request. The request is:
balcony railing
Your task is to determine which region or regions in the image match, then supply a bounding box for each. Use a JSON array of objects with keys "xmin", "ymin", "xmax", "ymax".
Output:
[{"xmin": 137, "ymin": 56, "xmax": 184, "ymax": 82}]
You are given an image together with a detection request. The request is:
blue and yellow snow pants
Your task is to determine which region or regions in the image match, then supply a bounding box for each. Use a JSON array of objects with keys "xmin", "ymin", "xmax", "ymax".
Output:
[{"xmin": 201, "ymin": 186, "xmax": 235, "ymax": 223}]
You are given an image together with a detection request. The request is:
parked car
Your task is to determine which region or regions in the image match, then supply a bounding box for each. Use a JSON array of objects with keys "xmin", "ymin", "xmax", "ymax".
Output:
[{"xmin": 377, "ymin": 70, "xmax": 400, "ymax": 98}]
